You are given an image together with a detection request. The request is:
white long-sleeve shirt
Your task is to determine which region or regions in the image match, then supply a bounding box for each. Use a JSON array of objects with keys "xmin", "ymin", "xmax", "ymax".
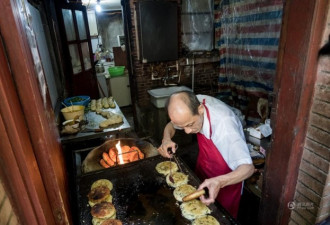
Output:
[{"xmin": 197, "ymin": 95, "xmax": 252, "ymax": 170}]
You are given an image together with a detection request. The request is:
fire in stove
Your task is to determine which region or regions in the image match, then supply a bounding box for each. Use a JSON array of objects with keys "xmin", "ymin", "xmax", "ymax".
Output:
[{"xmin": 100, "ymin": 141, "xmax": 145, "ymax": 168}]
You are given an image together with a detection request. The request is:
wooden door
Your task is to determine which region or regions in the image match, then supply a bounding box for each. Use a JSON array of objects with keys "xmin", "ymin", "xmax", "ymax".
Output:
[
  {"xmin": 258, "ymin": 0, "xmax": 329, "ymax": 224},
  {"xmin": 56, "ymin": 2, "xmax": 99, "ymax": 99},
  {"xmin": 0, "ymin": 0, "xmax": 72, "ymax": 224}
]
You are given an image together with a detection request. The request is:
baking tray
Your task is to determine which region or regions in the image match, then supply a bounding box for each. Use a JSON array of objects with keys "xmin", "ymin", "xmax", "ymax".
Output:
[
  {"xmin": 61, "ymin": 102, "xmax": 131, "ymax": 144},
  {"xmin": 75, "ymin": 155, "xmax": 238, "ymax": 225}
]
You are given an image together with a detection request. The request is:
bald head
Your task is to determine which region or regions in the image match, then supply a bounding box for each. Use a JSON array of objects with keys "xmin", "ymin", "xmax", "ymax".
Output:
[
  {"xmin": 166, "ymin": 91, "xmax": 204, "ymax": 133},
  {"xmin": 166, "ymin": 91, "xmax": 200, "ymax": 115},
  {"xmin": 166, "ymin": 91, "xmax": 200, "ymax": 116}
]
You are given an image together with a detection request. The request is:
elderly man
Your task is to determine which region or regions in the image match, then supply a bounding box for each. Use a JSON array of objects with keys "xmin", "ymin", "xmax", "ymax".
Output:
[{"xmin": 158, "ymin": 91, "xmax": 254, "ymax": 218}]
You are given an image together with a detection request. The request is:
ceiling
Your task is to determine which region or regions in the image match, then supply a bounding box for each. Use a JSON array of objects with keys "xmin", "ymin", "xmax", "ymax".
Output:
[{"xmin": 82, "ymin": 0, "xmax": 122, "ymax": 11}]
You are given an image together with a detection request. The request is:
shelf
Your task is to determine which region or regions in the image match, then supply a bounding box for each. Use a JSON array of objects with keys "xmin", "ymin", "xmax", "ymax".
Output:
[
  {"xmin": 246, "ymin": 134, "xmax": 271, "ymax": 151},
  {"xmin": 246, "ymin": 184, "xmax": 262, "ymax": 199}
]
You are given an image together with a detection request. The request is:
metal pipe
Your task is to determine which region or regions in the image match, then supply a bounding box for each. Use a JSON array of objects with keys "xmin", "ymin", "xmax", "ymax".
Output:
[{"xmin": 192, "ymin": 54, "xmax": 195, "ymax": 92}]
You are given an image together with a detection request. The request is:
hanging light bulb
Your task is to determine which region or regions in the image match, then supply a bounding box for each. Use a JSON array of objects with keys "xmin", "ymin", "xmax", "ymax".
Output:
[{"xmin": 95, "ymin": 0, "xmax": 102, "ymax": 12}]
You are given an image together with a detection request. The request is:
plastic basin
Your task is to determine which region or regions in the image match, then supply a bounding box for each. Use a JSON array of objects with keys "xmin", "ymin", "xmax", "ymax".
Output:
[
  {"xmin": 61, "ymin": 105, "xmax": 85, "ymax": 121},
  {"xmin": 63, "ymin": 95, "xmax": 90, "ymax": 107},
  {"xmin": 147, "ymin": 86, "xmax": 193, "ymax": 108},
  {"xmin": 108, "ymin": 66, "xmax": 125, "ymax": 77}
]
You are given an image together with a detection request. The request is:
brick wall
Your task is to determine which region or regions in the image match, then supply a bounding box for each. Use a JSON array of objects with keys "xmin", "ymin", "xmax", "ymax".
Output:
[
  {"xmin": 289, "ymin": 7, "xmax": 330, "ymax": 225},
  {"xmin": 0, "ymin": 180, "xmax": 19, "ymax": 225},
  {"xmin": 127, "ymin": 0, "xmax": 219, "ymax": 107}
]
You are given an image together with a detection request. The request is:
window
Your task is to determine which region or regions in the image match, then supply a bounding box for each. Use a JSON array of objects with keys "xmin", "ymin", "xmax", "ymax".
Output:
[
  {"xmin": 181, "ymin": 0, "xmax": 214, "ymax": 51},
  {"xmin": 27, "ymin": 2, "xmax": 62, "ymax": 109}
]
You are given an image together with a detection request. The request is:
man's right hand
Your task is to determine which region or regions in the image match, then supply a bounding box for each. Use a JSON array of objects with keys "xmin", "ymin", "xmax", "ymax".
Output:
[{"xmin": 157, "ymin": 139, "xmax": 177, "ymax": 158}]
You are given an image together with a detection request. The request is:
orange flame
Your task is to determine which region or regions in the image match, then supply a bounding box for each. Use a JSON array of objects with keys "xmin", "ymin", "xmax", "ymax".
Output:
[{"xmin": 115, "ymin": 141, "xmax": 125, "ymax": 164}]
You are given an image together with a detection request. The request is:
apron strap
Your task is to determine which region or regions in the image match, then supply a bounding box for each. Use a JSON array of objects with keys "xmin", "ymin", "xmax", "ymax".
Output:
[{"xmin": 202, "ymin": 99, "xmax": 212, "ymax": 136}]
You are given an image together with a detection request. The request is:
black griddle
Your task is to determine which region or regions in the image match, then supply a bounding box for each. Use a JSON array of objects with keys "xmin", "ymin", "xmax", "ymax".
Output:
[{"xmin": 75, "ymin": 155, "xmax": 238, "ymax": 225}]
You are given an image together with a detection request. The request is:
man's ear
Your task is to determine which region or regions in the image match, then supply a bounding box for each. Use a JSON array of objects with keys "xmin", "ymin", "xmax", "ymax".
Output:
[{"xmin": 198, "ymin": 104, "xmax": 204, "ymax": 115}]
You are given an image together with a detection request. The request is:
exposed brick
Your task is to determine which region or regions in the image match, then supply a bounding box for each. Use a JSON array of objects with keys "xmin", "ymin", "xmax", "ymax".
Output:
[
  {"xmin": 324, "ymin": 183, "xmax": 330, "ymax": 196},
  {"xmin": 320, "ymin": 194, "xmax": 330, "ymax": 207},
  {"xmin": 316, "ymin": 213, "xmax": 330, "ymax": 224},
  {"xmin": 309, "ymin": 112, "xmax": 330, "ymax": 133},
  {"xmin": 314, "ymin": 84, "xmax": 330, "ymax": 102},
  {"xmin": 300, "ymin": 160, "xmax": 328, "ymax": 184},
  {"xmin": 316, "ymin": 70, "xmax": 330, "ymax": 85},
  {"xmin": 288, "ymin": 219, "xmax": 299, "ymax": 225},
  {"xmin": 0, "ymin": 182, "xmax": 18, "ymax": 225},
  {"xmin": 7, "ymin": 213, "xmax": 19, "ymax": 225},
  {"xmin": 302, "ymin": 148, "xmax": 329, "ymax": 173},
  {"xmin": 290, "ymin": 210, "xmax": 313, "ymax": 225},
  {"xmin": 311, "ymin": 99, "xmax": 330, "ymax": 118},
  {"xmin": 304, "ymin": 138, "xmax": 330, "ymax": 161},
  {"xmin": 296, "ymin": 181, "xmax": 322, "ymax": 205},
  {"xmin": 306, "ymin": 126, "xmax": 330, "ymax": 148},
  {"xmin": 295, "ymin": 208, "xmax": 317, "ymax": 224},
  {"xmin": 294, "ymin": 7, "xmax": 330, "ymax": 225},
  {"xmin": 0, "ymin": 183, "xmax": 5, "ymax": 202},
  {"xmin": 0, "ymin": 198, "xmax": 12, "ymax": 225},
  {"xmin": 298, "ymin": 170, "xmax": 325, "ymax": 195},
  {"xmin": 294, "ymin": 191, "xmax": 319, "ymax": 217},
  {"xmin": 204, "ymin": 64, "xmax": 215, "ymax": 72},
  {"xmin": 317, "ymin": 203, "xmax": 330, "ymax": 217}
]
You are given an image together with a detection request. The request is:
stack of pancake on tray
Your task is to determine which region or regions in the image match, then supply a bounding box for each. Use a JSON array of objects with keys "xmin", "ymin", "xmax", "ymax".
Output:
[
  {"xmin": 87, "ymin": 179, "xmax": 122, "ymax": 225},
  {"xmin": 155, "ymin": 161, "xmax": 220, "ymax": 225}
]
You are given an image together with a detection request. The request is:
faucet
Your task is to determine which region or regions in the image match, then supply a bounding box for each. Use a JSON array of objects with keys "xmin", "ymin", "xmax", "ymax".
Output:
[
  {"xmin": 162, "ymin": 67, "xmax": 178, "ymax": 86},
  {"xmin": 162, "ymin": 77, "xmax": 178, "ymax": 86},
  {"xmin": 163, "ymin": 68, "xmax": 170, "ymax": 82},
  {"xmin": 157, "ymin": 62, "xmax": 181, "ymax": 86}
]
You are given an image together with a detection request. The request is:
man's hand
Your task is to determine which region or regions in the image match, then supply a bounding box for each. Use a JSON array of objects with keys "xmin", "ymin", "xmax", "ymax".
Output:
[
  {"xmin": 198, "ymin": 177, "xmax": 223, "ymax": 205},
  {"xmin": 157, "ymin": 139, "xmax": 177, "ymax": 158},
  {"xmin": 198, "ymin": 164, "xmax": 254, "ymax": 205},
  {"xmin": 158, "ymin": 122, "xmax": 177, "ymax": 158}
]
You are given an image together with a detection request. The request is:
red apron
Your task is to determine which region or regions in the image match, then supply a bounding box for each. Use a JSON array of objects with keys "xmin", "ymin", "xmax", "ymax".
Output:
[{"xmin": 195, "ymin": 99, "xmax": 242, "ymax": 218}]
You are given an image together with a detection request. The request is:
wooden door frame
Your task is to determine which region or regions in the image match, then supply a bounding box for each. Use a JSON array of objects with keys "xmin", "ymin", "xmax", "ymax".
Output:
[
  {"xmin": 0, "ymin": 37, "xmax": 56, "ymax": 225},
  {"xmin": 122, "ymin": 0, "xmax": 139, "ymax": 129},
  {"xmin": 0, "ymin": 0, "xmax": 72, "ymax": 224},
  {"xmin": 259, "ymin": 0, "xmax": 328, "ymax": 224},
  {"xmin": 0, "ymin": 0, "xmax": 328, "ymax": 224}
]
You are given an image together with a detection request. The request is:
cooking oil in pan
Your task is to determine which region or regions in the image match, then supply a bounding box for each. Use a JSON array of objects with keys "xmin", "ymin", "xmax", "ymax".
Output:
[
  {"xmin": 78, "ymin": 156, "xmax": 234, "ymax": 225},
  {"xmin": 123, "ymin": 185, "xmax": 189, "ymax": 225}
]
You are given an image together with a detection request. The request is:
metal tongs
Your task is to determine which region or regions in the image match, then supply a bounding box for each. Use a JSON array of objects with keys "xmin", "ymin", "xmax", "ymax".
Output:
[{"xmin": 167, "ymin": 144, "xmax": 182, "ymax": 183}]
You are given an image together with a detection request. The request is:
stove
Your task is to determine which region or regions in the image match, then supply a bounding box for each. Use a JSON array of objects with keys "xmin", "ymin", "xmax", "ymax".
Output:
[{"xmin": 74, "ymin": 152, "xmax": 238, "ymax": 225}]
